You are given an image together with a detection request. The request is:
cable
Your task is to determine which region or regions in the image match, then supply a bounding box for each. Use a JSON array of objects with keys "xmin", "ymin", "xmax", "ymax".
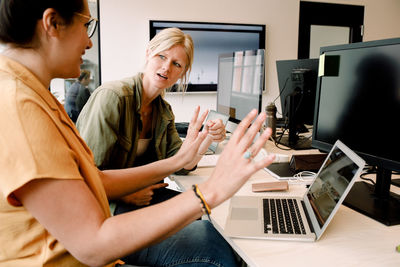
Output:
[
  {"xmin": 273, "ymin": 77, "xmax": 290, "ymax": 106},
  {"xmin": 273, "ymin": 126, "xmax": 292, "ymax": 151},
  {"xmin": 360, "ymin": 165, "xmax": 377, "ymax": 185},
  {"xmin": 288, "ymin": 171, "xmax": 316, "ymax": 184},
  {"xmin": 293, "ymin": 171, "xmax": 316, "ymax": 180}
]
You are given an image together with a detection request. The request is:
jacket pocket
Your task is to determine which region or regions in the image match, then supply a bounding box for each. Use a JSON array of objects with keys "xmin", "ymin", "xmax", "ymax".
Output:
[{"xmin": 109, "ymin": 135, "xmax": 131, "ymax": 168}]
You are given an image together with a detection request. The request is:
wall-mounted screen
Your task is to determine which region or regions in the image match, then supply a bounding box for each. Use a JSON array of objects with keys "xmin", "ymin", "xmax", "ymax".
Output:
[{"xmin": 150, "ymin": 21, "xmax": 266, "ymax": 92}]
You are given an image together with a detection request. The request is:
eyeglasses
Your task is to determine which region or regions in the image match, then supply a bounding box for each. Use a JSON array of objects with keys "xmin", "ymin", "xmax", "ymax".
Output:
[{"xmin": 74, "ymin": 12, "xmax": 98, "ymax": 38}]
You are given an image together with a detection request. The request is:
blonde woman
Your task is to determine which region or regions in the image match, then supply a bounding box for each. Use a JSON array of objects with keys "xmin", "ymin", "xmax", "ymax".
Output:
[
  {"xmin": 77, "ymin": 28, "xmax": 227, "ymax": 211},
  {"xmin": 0, "ymin": 1, "xmax": 275, "ymax": 265}
]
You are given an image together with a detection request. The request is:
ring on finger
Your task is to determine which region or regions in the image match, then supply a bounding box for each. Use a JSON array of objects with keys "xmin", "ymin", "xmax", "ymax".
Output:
[{"xmin": 244, "ymin": 150, "xmax": 253, "ymax": 159}]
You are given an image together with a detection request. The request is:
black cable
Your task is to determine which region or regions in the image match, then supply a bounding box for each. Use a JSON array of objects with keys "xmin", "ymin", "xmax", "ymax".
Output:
[
  {"xmin": 360, "ymin": 165, "xmax": 377, "ymax": 185},
  {"xmin": 272, "ymin": 77, "xmax": 290, "ymax": 117},
  {"xmin": 273, "ymin": 126, "xmax": 292, "ymax": 151}
]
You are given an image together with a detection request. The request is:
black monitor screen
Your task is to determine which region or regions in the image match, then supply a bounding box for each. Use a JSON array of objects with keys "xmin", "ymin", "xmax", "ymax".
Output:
[
  {"xmin": 217, "ymin": 49, "xmax": 264, "ymax": 124},
  {"xmin": 312, "ymin": 37, "xmax": 400, "ymax": 226},
  {"xmin": 313, "ymin": 39, "xmax": 400, "ymax": 169}
]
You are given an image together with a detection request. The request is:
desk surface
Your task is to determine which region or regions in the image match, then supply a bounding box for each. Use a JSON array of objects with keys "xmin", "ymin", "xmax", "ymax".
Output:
[{"xmin": 171, "ymin": 141, "xmax": 400, "ymax": 267}]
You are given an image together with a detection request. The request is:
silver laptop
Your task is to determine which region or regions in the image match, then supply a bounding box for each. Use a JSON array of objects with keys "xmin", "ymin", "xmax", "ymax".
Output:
[
  {"xmin": 204, "ymin": 110, "xmax": 229, "ymax": 154},
  {"xmin": 225, "ymin": 140, "xmax": 365, "ymax": 241}
]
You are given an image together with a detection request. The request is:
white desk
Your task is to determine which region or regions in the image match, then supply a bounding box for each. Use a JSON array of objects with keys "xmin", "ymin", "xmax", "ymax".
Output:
[{"xmin": 171, "ymin": 141, "xmax": 400, "ymax": 267}]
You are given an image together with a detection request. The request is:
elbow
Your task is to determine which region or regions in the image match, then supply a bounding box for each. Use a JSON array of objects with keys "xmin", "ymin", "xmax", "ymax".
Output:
[
  {"xmin": 68, "ymin": 240, "xmax": 117, "ymax": 267},
  {"xmin": 72, "ymin": 250, "xmax": 115, "ymax": 267}
]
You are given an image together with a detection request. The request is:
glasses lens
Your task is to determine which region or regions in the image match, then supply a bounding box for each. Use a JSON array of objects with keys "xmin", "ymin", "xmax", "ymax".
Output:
[{"xmin": 87, "ymin": 19, "xmax": 98, "ymax": 38}]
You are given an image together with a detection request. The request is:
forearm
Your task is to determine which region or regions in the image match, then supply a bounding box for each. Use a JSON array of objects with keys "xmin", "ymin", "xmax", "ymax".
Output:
[
  {"xmin": 16, "ymin": 178, "xmax": 205, "ymax": 267},
  {"xmin": 95, "ymin": 190, "xmax": 203, "ymax": 265},
  {"xmin": 101, "ymin": 155, "xmax": 185, "ymax": 199}
]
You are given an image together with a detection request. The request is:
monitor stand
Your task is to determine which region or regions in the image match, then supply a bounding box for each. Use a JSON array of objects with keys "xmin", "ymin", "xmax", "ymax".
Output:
[
  {"xmin": 277, "ymin": 135, "xmax": 312, "ymax": 150},
  {"xmin": 278, "ymin": 90, "xmax": 312, "ymax": 150},
  {"xmin": 343, "ymin": 167, "xmax": 400, "ymax": 226},
  {"xmin": 391, "ymin": 179, "xmax": 400, "ymax": 187}
]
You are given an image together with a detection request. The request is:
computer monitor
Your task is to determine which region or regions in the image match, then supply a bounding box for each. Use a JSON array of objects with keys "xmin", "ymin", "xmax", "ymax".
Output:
[
  {"xmin": 217, "ymin": 49, "xmax": 265, "ymax": 132},
  {"xmin": 275, "ymin": 58, "xmax": 319, "ymax": 149},
  {"xmin": 312, "ymin": 37, "xmax": 400, "ymax": 226}
]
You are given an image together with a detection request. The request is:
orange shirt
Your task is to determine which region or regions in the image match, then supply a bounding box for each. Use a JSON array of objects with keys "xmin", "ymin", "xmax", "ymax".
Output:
[{"xmin": 0, "ymin": 55, "xmax": 112, "ymax": 266}]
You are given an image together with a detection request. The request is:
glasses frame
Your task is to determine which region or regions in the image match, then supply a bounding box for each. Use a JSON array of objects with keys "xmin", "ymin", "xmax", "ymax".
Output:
[{"xmin": 74, "ymin": 12, "xmax": 98, "ymax": 38}]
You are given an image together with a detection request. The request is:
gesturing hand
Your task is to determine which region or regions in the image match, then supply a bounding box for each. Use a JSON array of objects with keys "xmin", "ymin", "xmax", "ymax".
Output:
[
  {"xmin": 175, "ymin": 106, "xmax": 208, "ymax": 166},
  {"xmin": 199, "ymin": 110, "xmax": 276, "ymax": 207}
]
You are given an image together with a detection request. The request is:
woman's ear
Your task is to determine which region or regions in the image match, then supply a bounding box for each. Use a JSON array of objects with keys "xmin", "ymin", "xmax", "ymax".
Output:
[
  {"xmin": 41, "ymin": 8, "xmax": 61, "ymax": 37},
  {"xmin": 145, "ymin": 49, "xmax": 151, "ymax": 60}
]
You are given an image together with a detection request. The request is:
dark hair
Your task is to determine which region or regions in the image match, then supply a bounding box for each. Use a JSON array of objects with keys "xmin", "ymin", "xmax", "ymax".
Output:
[
  {"xmin": 0, "ymin": 0, "xmax": 84, "ymax": 46},
  {"xmin": 78, "ymin": 69, "xmax": 90, "ymax": 81}
]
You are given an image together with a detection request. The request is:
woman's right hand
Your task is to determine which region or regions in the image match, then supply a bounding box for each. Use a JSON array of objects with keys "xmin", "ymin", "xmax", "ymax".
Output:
[
  {"xmin": 199, "ymin": 110, "xmax": 276, "ymax": 208},
  {"xmin": 174, "ymin": 106, "xmax": 208, "ymax": 166},
  {"xmin": 121, "ymin": 183, "xmax": 169, "ymax": 206}
]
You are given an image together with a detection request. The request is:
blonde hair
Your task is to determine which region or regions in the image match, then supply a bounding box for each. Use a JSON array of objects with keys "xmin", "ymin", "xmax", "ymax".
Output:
[{"xmin": 146, "ymin": 28, "xmax": 194, "ymax": 92}]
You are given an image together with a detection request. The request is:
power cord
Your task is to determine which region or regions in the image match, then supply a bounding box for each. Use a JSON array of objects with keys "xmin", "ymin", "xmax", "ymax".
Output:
[{"xmin": 287, "ymin": 171, "xmax": 316, "ymax": 185}]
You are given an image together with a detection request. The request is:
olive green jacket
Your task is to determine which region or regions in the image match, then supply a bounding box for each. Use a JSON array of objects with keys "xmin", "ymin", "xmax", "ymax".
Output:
[{"xmin": 76, "ymin": 73, "xmax": 190, "ymax": 174}]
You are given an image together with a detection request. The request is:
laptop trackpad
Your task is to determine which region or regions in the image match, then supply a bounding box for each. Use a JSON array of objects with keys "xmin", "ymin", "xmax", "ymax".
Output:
[{"xmin": 231, "ymin": 207, "xmax": 258, "ymax": 220}]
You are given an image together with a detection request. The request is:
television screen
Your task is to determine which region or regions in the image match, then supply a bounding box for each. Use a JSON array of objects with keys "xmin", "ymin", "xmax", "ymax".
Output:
[{"xmin": 150, "ymin": 21, "xmax": 265, "ymax": 92}]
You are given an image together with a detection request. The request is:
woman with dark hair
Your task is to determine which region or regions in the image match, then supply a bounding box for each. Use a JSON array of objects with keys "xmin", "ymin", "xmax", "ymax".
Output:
[{"xmin": 0, "ymin": 0, "xmax": 274, "ymax": 266}]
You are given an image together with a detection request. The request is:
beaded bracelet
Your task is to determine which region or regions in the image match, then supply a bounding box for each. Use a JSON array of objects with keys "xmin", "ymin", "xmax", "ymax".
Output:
[{"xmin": 192, "ymin": 184, "xmax": 211, "ymax": 221}]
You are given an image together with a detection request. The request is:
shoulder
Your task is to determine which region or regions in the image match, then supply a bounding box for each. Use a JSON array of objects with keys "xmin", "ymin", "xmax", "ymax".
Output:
[
  {"xmin": 96, "ymin": 75, "xmax": 140, "ymax": 98},
  {"xmin": 0, "ymin": 87, "xmax": 84, "ymax": 205},
  {"xmin": 69, "ymin": 82, "xmax": 80, "ymax": 92},
  {"xmin": 89, "ymin": 75, "xmax": 143, "ymax": 111}
]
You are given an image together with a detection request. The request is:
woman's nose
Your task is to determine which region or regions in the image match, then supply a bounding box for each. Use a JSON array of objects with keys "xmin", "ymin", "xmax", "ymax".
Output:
[
  {"xmin": 87, "ymin": 38, "xmax": 93, "ymax": 49},
  {"xmin": 162, "ymin": 61, "xmax": 171, "ymax": 72}
]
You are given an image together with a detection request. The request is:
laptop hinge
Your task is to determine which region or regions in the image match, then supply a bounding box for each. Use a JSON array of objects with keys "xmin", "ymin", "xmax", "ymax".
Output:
[{"xmin": 301, "ymin": 200, "xmax": 315, "ymax": 233}]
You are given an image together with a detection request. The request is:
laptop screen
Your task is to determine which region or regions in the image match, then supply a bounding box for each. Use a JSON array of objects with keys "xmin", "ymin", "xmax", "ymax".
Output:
[{"xmin": 306, "ymin": 147, "xmax": 360, "ymax": 228}]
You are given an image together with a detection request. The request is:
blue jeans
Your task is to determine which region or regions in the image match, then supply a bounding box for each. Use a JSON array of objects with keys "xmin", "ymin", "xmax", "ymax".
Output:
[{"xmin": 121, "ymin": 220, "xmax": 238, "ymax": 267}]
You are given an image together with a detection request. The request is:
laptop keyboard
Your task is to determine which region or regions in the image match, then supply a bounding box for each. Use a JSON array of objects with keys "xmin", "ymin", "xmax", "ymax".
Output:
[{"xmin": 263, "ymin": 198, "xmax": 306, "ymax": 235}]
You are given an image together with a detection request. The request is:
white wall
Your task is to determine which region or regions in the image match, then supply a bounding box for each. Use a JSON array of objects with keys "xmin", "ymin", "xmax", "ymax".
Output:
[{"xmin": 99, "ymin": 0, "xmax": 400, "ymax": 122}]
